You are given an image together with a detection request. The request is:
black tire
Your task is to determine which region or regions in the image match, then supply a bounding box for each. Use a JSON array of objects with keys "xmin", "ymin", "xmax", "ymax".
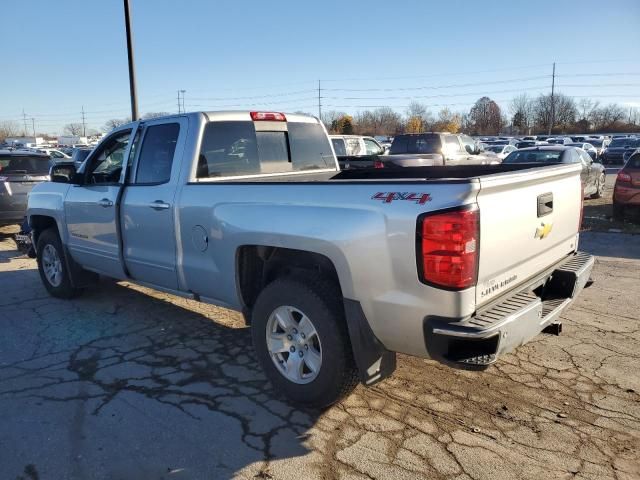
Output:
[
  {"xmin": 36, "ymin": 228, "xmax": 83, "ymax": 299},
  {"xmin": 592, "ymin": 172, "xmax": 606, "ymax": 199},
  {"xmin": 251, "ymin": 274, "xmax": 358, "ymax": 408},
  {"xmin": 612, "ymin": 203, "xmax": 625, "ymax": 221}
]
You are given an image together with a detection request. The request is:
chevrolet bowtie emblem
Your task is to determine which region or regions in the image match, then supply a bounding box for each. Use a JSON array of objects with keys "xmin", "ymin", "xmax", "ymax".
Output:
[{"xmin": 535, "ymin": 222, "xmax": 553, "ymax": 239}]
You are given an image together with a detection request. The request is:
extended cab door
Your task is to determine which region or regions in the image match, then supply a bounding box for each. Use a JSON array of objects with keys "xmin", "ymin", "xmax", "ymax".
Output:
[
  {"xmin": 64, "ymin": 128, "xmax": 134, "ymax": 278},
  {"xmin": 120, "ymin": 117, "xmax": 187, "ymax": 290}
]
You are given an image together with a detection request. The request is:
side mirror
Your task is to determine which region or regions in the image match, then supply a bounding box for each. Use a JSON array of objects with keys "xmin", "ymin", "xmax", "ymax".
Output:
[
  {"xmin": 465, "ymin": 144, "xmax": 474, "ymax": 154},
  {"xmin": 50, "ymin": 163, "xmax": 79, "ymax": 184}
]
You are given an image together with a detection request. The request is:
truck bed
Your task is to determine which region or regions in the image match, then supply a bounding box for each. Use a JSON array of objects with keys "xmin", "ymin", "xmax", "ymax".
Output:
[{"xmin": 331, "ymin": 163, "xmax": 553, "ymax": 181}]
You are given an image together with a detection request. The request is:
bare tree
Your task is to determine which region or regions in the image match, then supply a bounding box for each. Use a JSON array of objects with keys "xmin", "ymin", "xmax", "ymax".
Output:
[
  {"xmin": 590, "ymin": 103, "xmax": 627, "ymax": 130},
  {"xmin": 533, "ymin": 93, "xmax": 577, "ymax": 133},
  {"xmin": 510, "ymin": 94, "xmax": 535, "ymax": 134},
  {"xmin": 63, "ymin": 123, "xmax": 84, "ymax": 136},
  {"xmin": 0, "ymin": 120, "xmax": 21, "ymax": 143},
  {"xmin": 103, "ymin": 118, "xmax": 132, "ymax": 132},
  {"xmin": 321, "ymin": 110, "xmax": 347, "ymax": 133}
]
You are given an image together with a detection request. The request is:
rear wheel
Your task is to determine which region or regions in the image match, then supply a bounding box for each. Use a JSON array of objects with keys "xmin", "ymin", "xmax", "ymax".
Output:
[
  {"xmin": 36, "ymin": 228, "xmax": 83, "ymax": 299},
  {"xmin": 251, "ymin": 275, "xmax": 358, "ymax": 408},
  {"xmin": 612, "ymin": 203, "xmax": 625, "ymax": 221},
  {"xmin": 592, "ymin": 172, "xmax": 606, "ymax": 199}
]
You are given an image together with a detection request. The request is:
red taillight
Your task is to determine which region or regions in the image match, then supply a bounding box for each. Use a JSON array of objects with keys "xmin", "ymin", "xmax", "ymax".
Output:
[
  {"xmin": 418, "ymin": 207, "xmax": 479, "ymax": 289},
  {"xmin": 374, "ymin": 159, "xmax": 384, "ymax": 168},
  {"xmin": 617, "ymin": 171, "xmax": 632, "ymax": 183},
  {"xmin": 250, "ymin": 111, "xmax": 286, "ymax": 122}
]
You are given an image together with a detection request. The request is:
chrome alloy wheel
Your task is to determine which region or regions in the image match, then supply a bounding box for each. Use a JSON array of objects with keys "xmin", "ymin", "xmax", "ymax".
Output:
[
  {"xmin": 42, "ymin": 244, "xmax": 63, "ymax": 287},
  {"xmin": 265, "ymin": 305, "xmax": 322, "ymax": 384}
]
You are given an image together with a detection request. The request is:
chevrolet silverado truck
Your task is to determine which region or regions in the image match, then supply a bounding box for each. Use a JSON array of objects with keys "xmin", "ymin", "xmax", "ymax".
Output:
[{"xmin": 27, "ymin": 111, "xmax": 594, "ymax": 407}]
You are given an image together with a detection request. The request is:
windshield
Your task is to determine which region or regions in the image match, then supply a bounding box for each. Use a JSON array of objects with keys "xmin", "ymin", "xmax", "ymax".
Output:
[
  {"xmin": 588, "ymin": 139, "xmax": 604, "ymax": 147},
  {"xmin": 389, "ymin": 134, "xmax": 441, "ymax": 154},
  {"xmin": 517, "ymin": 141, "xmax": 536, "ymax": 148},
  {"xmin": 0, "ymin": 155, "xmax": 52, "ymax": 174},
  {"xmin": 503, "ymin": 150, "xmax": 564, "ymax": 164}
]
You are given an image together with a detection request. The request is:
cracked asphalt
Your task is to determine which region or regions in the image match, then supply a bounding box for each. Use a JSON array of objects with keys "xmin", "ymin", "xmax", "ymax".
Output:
[{"xmin": 0, "ymin": 225, "xmax": 638, "ymax": 480}]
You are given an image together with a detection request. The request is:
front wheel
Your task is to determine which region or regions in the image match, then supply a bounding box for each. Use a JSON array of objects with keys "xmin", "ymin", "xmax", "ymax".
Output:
[
  {"xmin": 251, "ymin": 275, "xmax": 358, "ymax": 408},
  {"xmin": 592, "ymin": 172, "xmax": 606, "ymax": 199},
  {"xmin": 36, "ymin": 228, "xmax": 83, "ymax": 299}
]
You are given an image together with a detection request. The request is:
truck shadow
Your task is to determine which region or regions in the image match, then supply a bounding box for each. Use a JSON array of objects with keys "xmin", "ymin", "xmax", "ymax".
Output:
[{"xmin": 0, "ymin": 265, "xmax": 320, "ymax": 478}]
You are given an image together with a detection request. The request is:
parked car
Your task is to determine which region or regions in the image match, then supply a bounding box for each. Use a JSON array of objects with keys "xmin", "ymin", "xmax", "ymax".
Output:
[
  {"xmin": 0, "ymin": 150, "xmax": 53, "ymax": 225},
  {"xmin": 585, "ymin": 138, "xmax": 610, "ymax": 158},
  {"xmin": 567, "ymin": 143, "xmax": 598, "ymax": 160},
  {"xmin": 71, "ymin": 147, "xmax": 93, "ymax": 169},
  {"xmin": 483, "ymin": 144, "xmax": 516, "ymax": 160},
  {"xmin": 25, "ymin": 147, "xmax": 71, "ymax": 160},
  {"xmin": 27, "ymin": 110, "xmax": 592, "ymax": 407},
  {"xmin": 330, "ymin": 135, "xmax": 385, "ymax": 156},
  {"xmin": 515, "ymin": 140, "xmax": 547, "ymax": 149},
  {"xmin": 547, "ymin": 137, "xmax": 573, "ymax": 145},
  {"xmin": 601, "ymin": 137, "xmax": 639, "ymax": 165},
  {"xmin": 383, "ymin": 133, "xmax": 494, "ymax": 166},
  {"xmin": 503, "ymin": 146, "xmax": 606, "ymax": 198},
  {"xmin": 330, "ymin": 135, "xmax": 386, "ymax": 169},
  {"xmin": 613, "ymin": 150, "xmax": 640, "ymax": 220}
]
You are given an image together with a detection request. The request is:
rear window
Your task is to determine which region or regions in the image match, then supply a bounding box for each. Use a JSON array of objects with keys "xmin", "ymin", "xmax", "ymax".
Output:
[
  {"xmin": 503, "ymin": 150, "xmax": 565, "ymax": 164},
  {"xmin": 610, "ymin": 138, "xmax": 637, "ymax": 148},
  {"xmin": 196, "ymin": 121, "xmax": 334, "ymax": 179},
  {"xmin": 389, "ymin": 134, "xmax": 441, "ymax": 154},
  {"xmin": 0, "ymin": 155, "xmax": 51, "ymax": 174},
  {"xmin": 331, "ymin": 138, "xmax": 347, "ymax": 156}
]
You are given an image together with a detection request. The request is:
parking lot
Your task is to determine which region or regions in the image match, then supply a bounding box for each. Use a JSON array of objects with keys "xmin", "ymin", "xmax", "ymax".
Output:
[{"xmin": 1, "ymin": 186, "xmax": 639, "ymax": 480}]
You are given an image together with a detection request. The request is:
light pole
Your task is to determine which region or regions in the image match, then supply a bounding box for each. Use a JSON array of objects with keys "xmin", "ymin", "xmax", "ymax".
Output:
[
  {"xmin": 180, "ymin": 90, "xmax": 186, "ymax": 113},
  {"xmin": 123, "ymin": 0, "xmax": 139, "ymax": 120}
]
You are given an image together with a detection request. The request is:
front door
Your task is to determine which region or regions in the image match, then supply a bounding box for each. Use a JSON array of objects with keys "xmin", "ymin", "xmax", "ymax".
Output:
[
  {"xmin": 64, "ymin": 128, "xmax": 135, "ymax": 278},
  {"xmin": 120, "ymin": 118, "xmax": 187, "ymax": 290}
]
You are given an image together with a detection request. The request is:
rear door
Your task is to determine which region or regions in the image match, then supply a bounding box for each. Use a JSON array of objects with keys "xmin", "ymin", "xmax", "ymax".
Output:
[
  {"xmin": 120, "ymin": 117, "xmax": 187, "ymax": 290},
  {"xmin": 475, "ymin": 164, "xmax": 582, "ymax": 306},
  {"xmin": 64, "ymin": 128, "xmax": 134, "ymax": 278}
]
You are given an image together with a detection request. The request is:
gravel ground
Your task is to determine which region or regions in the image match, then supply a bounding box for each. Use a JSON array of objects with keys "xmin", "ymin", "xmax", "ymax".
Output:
[{"xmin": 0, "ymin": 225, "xmax": 638, "ymax": 480}]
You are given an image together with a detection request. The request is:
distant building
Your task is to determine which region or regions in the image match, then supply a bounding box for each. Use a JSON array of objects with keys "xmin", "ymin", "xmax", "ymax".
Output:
[
  {"xmin": 57, "ymin": 135, "xmax": 89, "ymax": 146},
  {"xmin": 4, "ymin": 136, "xmax": 45, "ymax": 147}
]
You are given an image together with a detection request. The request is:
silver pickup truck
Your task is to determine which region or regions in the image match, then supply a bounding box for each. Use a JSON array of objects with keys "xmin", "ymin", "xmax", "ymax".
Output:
[{"xmin": 27, "ymin": 111, "xmax": 594, "ymax": 407}]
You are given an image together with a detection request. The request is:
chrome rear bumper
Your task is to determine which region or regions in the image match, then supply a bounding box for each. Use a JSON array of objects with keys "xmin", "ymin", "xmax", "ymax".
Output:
[{"xmin": 424, "ymin": 251, "xmax": 595, "ymax": 369}]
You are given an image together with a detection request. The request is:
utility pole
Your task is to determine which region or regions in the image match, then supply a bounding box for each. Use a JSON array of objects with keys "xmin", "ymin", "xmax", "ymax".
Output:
[
  {"xmin": 548, "ymin": 62, "xmax": 555, "ymax": 135},
  {"xmin": 123, "ymin": 0, "xmax": 139, "ymax": 120},
  {"xmin": 31, "ymin": 118, "xmax": 36, "ymax": 137},
  {"xmin": 629, "ymin": 106, "xmax": 633, "ymax": 125},
  {"xmin": 81, "ymin": 106, "xmax": 87, "ymax": 136},
  {"xmin": 318, "ymin": 80, "xmax": 322, "ymax": 120},
  {"xmin": 22, "ymin": 109, "xmax": 28, "ymax": 136},
  {"xmin": 181, "ymin": 90, "xmax": 186, "ymax": 113},
  {"xmin": 177, "ymin": 90, "xmax": 181, "ymax": 113}
]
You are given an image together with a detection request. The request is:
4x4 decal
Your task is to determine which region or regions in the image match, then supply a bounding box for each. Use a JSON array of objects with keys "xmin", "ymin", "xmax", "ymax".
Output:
[{"xmin": 372, "ymin": 192, "xmax": 432, "ymax": 204}]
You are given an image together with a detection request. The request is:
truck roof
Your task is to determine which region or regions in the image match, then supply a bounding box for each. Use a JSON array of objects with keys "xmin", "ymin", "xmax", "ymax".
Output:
[{"xmin": 116, "ymin": 111, "xmax": 320, "ymax": 131}]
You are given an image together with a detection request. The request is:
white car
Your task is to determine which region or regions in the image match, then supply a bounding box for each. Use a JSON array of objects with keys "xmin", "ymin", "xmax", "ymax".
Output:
[
  {"xmin": 329, "ymin": 135, "xmax": 386, "ymax": 156},
  {"xmin": 25, "ymin": 147, "xmax": 71, "ymax": 160},
  {"xmin": 483, "ymin": 144, "xmax": 517, "ymax": 160}
]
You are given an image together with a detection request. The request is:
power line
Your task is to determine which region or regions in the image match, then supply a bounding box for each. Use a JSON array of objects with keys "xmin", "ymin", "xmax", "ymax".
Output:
[{"xmin": 323, "ymin": 75, "xmax": 551, "ymax": 92}]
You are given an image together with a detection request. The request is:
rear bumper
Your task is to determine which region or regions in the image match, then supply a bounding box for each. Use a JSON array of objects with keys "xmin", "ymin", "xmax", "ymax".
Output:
[
  {"xmin": 614, "ymin": 186, "xmax": 640, "ymax": 205},
  {"xmin": 423, "ymin": 251, "xmax": 594, "ymax": 369}
]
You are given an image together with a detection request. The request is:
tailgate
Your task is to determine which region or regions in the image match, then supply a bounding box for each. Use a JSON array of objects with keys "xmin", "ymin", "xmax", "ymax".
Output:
[
  {"xmin": 0, "ymin": 175, "xmax": 48, "ymax": 212},
  {"xmin": 475, "ymin": 164, "xmax": 582, "ymax": 306}
]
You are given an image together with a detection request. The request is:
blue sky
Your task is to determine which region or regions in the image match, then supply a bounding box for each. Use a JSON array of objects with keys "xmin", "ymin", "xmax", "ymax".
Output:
[{"xmin": 2, "ymin": 0, "xmax": 639, "ymax": 134}]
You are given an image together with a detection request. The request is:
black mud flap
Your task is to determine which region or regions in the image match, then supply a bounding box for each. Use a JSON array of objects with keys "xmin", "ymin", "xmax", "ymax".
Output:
[{"xmin": 343, "ymin": 299, "xmax": 396, "ymax": 385}]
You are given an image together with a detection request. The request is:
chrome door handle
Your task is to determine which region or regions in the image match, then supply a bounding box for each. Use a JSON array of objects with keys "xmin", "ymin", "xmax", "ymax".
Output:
[
  {"xmin": 98, "ymin": 198, "xmax": 114, "ymax": 208},
  {"xmin": 149, "ymin": 200, "xmax": 170, "ymax": 210}
]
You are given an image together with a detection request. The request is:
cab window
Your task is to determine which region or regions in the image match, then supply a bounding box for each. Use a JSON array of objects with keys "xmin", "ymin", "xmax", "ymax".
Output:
[
  {"xmin": 364, "ymin": 138, "xmax": 383, "ymax": 155},
  {"xmin": 85, "ymin": 130, "xmax": 131, "ymax": 184}
]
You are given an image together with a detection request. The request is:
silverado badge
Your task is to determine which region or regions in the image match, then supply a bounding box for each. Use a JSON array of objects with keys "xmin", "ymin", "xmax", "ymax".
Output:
[{"xmin": 535, "ymin": 222, "xmax": 553, "ymax": 239}]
